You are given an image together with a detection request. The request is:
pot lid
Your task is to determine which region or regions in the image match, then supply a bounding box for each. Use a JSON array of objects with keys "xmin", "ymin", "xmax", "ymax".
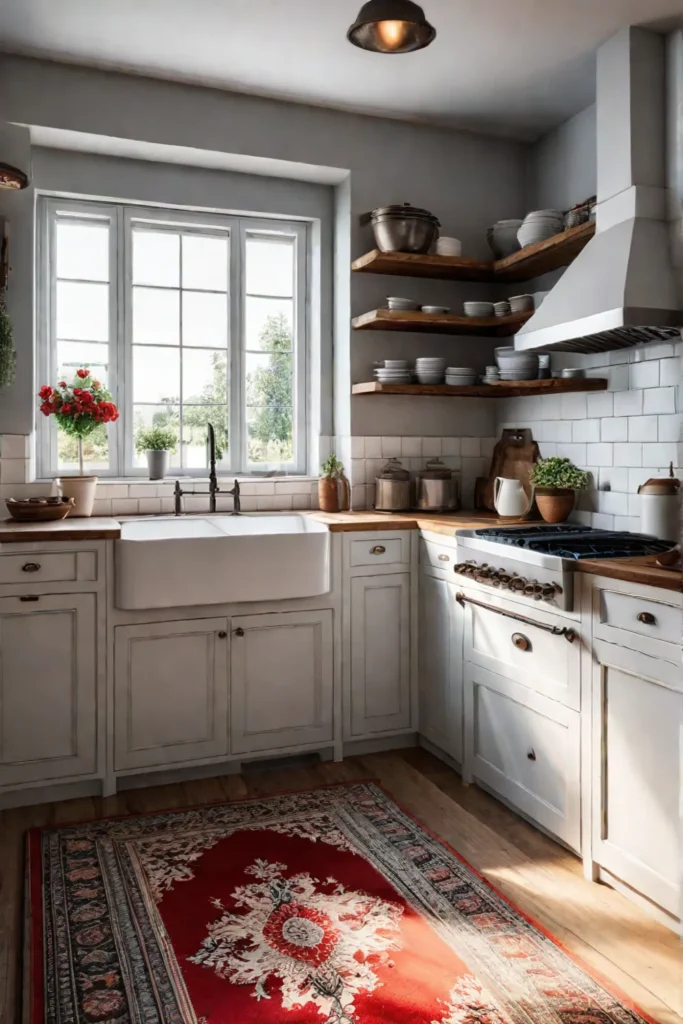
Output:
[
  {"xmin": 377, "ymin": 457, "xmax": 410, "ymax": 480},
  {"xmin": 418, "ymin": 457, "xmax": 452, "ymax": 479},
  {"xmin": 637, "ymin": 462, "xmax": 681, "ymax": 495},
  {"xmin": 372, "ymin": 202, "xmax": 438, "ymax": 221}
]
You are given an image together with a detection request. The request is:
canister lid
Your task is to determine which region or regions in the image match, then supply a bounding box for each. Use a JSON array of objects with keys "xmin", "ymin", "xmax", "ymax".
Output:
[
  {"xmin": 377, "ymin": 458, "xmax": 410, "ymax": 480},
  {"xmin": 371, "ymin": 202, "xmax": 439, "ymax": 223},
  {"xmin": 418, "ymin": 458, "xmax": 452, "ymax": 479},
  {"xmin": 637, "ymin": 462, "xmax": 681, "ymax": 495}
]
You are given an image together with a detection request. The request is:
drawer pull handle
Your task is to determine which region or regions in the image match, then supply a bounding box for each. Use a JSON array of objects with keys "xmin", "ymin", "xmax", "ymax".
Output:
[
  {"xmin": 527, "ymin": 749, "xmax": 537, "ymax": 762},
  {"xmin": 22, "ymin": 562, "xmax": 41, "ymax": 573},
  {"xmin": 455, "ymin": 592, "xmax": 577, "ymax": 643},
  {"xmin": 218, "ymin": 631, "xmax": 227, "ymax": 639},
  {"xmin": 20, "ymin": 595, "xmax": 40, "ymax": 602},
  {"xmin": 370, "ymin": 545, "xmax": 386, "ymax": 555},
  {"xmin": 438, "ymin": 554, "xmax": 450, "ymax": 562},
  {"xmin": 512, "ymin": 632, "xmax": 530, "ymax": 652},
  {"xmin": 637, "ymin": 611, "xmax": 656, "ymax": 625},
  {"xmin": 234, "ymin": 627, "xmax": 245, "ymax": 637}
]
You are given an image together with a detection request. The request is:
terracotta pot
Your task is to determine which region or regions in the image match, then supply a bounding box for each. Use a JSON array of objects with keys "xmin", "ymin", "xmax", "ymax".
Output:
[
  {"xmin": 318, "ymin": 474, "xmax": 350, "ymax": 513},
  {"xmin": 534, "ymin": 487, "xmax": 575, "ymax": 524},
  {"xmin": 56, "ymin": 475, "xmax": 98, "ymax": 517}
]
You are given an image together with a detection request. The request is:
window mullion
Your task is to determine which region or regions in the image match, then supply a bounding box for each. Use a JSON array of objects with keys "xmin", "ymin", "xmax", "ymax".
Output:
[
  {"xmin": 230, "ymin": 223, "xmax": 244, "ymax": 474},
  {"xmin": 122, "ymin": 208, "xmax": 134, "ymax": 476}
]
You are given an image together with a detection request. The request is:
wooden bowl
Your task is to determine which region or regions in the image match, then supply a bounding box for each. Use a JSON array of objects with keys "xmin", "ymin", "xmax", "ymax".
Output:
[{"xmin": 5, "ymin": 497, "xmax": 75, "ymax": 522}]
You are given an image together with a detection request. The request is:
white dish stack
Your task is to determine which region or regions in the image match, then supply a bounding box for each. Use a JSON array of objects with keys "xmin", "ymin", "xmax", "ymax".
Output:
[
  {"xmin": 446, "ymin": 366, "xmax": 477, "ymax": 386},
  {"xmin": 415, "ymin": 357, "xmax": 446, "ymax": 384},
  {"xmin": 517, "ymin": 209, "xmax": 564, "ymax": 248},
  {"xmin": 374, "ymin": 360, "xmax": 412, "ymax": 384}
]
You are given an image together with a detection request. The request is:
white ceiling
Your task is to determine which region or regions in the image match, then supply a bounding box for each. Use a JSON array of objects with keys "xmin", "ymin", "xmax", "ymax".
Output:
[{"xmin": 1, "ymin": 0, "xmax": 682, "ymax": 140}]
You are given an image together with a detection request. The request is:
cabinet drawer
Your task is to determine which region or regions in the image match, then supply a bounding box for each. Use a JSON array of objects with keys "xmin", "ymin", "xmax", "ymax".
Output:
[
  {"xmin": 419, "ymin": 538, "xmax": 456, "ymax": 573},
  {"xmin": 596, "ymin": 588, "xmax": 680, "ymax": 652},
  {"xmin": 465, "ymin": 665, "xmax": 581, "ymax": 852},
  {"xmin": 0, "ymin": 550, "xmax": 96, "ymax": 585},
  {"xmin": 349, "ymin": 536, "xmax": 408, "ymax": 567},
  {"xmin": 463, "ymin": 589, "xmax": 580, "ymax": 710}
]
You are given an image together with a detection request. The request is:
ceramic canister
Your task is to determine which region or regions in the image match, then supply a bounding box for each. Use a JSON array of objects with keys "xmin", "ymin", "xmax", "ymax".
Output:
[{"xmin": 637, "ymin": 465, "xmax": 681, "ymax": 542}]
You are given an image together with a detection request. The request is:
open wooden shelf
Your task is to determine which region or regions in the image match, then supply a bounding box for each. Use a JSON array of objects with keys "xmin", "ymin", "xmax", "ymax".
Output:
[
  {"xmin": 352, "ymin": 378, "xmax": 608, "ymax": 398},
  {"xmin": 352, "ymin": 308, "xmax": 532, "ymax": 337},
  {"xmin": 352, "ymin": 221, "xmax": 595, "ymax": 284}
]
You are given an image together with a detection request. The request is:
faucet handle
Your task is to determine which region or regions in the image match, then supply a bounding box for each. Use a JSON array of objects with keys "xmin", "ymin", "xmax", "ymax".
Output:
[{"xmin": 233, "ymin": 478, "xmax": 240, "ymax": 493}]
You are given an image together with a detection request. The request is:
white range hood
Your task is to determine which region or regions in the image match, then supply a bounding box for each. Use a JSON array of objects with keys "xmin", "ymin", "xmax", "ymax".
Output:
[{"xmin": 516, "ymin": 27, "xmax": 683, "ymax": 354}]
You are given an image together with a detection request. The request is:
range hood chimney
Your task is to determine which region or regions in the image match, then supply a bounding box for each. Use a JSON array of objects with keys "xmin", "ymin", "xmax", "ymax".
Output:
[{"xmin": 516, "ymin": 27, "xmax": 682, "ymax": 354}]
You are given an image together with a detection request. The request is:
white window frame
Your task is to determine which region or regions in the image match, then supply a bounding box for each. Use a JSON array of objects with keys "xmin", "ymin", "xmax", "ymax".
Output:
[{"xmin": 37, "ymin": 195, "xmax": 309, "ymax": 478}]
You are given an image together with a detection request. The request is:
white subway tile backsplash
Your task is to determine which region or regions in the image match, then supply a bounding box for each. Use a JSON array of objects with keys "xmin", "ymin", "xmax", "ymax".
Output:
[
  {"xmin": 0, "ymin": 435, "xmax": 30, "ymax": 459},
  {"xmin": 381, "ymin": 436, "xmax": 402, "ymax": 458},
  {"xmin": 613, "ymin": 443, "xmax": 642, "ymax": 467},
  {"xmin": 112, "ymin": 499, "xmax": 140, "ymax": 516},
  {"xmin": 422, "ymin": 437, "xmax": 442, "ymax": 457},
  {"xmin": 291, "ymin": 493, "xmax": 312, "ymax": 510},
  {"xmin": 658, "ymin": 357, "xmax": 681, "ymax": 385},
  {"xmin": 585, "ymin": 443, "xmax": 613, "ymax": 467},
  {"xmin": 0, "ymin": 459, "xmax": 29, "ymax": 484},
  {"xmin": 601, "ymin": 418, "xmax": 627, "ymax": 442},
  {"xmin": 350, "ymin": 436, "xmax": 365, "ymax": 459},
  {"xmin": 613, "ymin": 389, "xmax": 643, "ymax": 417},
  {"xmin": 591, "ymin": 513, "xmax": 615, "ymax": 530},
  {"xmin": 557, "ymin": 443, "xmax": 587, "ymax": 463},
  {"xmin": 560, "ymin": 393, "xmax": 587, "ymax": 420},
  {"xmin": 91, "ymin": 498, "xmax": 112, "ymax": 516},
  {"xmin": 351, "ymin": 459, "xmax": 366, "ymax": 484},
  {"xmin": 630, "ymin": 361, "xmax": 659, "ymax": 389},
  {"xmin": 480, "ymin": 437, "xmax": 496, "ymax": 458},
  {"xmin": 138, "ymin": 497, "xmax": 161, "ymax": 514},
  {"xmin": 364, "ymin": 436, "xmax": 382, "ymax": 458},
  {"xmin": 641, "ymin": 442, "xmax": 679, "ymax": 467},
  {"xmin": 586, "ymin": 391, "xmax": 614, "ymax": 418},
  {"xmin": 596, "ymin": 490, "xmax": 623, "ymax": 515},
  {"xmin": 351, "ymin": 484, "xmax": 366, "ymax": 509},
  {"xmin": 401, "ymin": 436, "xmax": 422, "ymax": 457},
  {"xmin": 607, "ymin": 364, "xmax": 630, "ymax": 391},
  {"xmin": 628, "ymin": 416, "xmax": 658, "ymax": 442},
  {"xmin": 614, "ymin": 515, "xmax": 640, "ymax": 531},
  {"xmin": 599, "ymin": 467, "xmax": 629, "ymax": 492},
  {"xmin": 441, "ymin": 437, "xmax": 461, "ymax": 456},
  {"xmin": 658, "ymin": 415, "xmax": 681, "ymax": 442},
  {"xmin": 539, "ymin": 420, "xmax": 572, "ymax": 442},
  {"xmin": 643, "ymin": 387, "xmax": 676, "ymax": 414},
  {"xmin": 573, "ymin": 419, "xmax": 600, "ymax": 442},
  {"xmin": 461, "ymin": 437, "xmax": 480, "ymax": 457},
  {"xmin": 240, "ymin": 481, "xmax": 275, "ymax": 495},
  {"xmin": 632, "ymin": 341, "xmax": 675, "ymax": 361}
]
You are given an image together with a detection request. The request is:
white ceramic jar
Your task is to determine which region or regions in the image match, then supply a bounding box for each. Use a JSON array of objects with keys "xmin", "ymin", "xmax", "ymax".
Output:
[{"xmin": 637, "ymin": 467, "xmax": 681, "ymax": 542}]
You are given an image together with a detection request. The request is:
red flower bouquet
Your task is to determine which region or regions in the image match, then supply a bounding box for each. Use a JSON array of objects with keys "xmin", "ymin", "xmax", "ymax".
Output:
[{"xmin": 39, "ymin": 369, "xmax": 119, "ymax": 474}]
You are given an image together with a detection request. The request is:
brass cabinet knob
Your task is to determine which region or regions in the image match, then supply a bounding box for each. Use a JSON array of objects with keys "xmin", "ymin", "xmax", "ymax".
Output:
[
  {"xmin": 22, "ymin": 562, "xmax": 41, "ymax": 573},
  {"xmin": 512, "ymin": 632, "xmax": 530, "ymax": 651},
  {"xmin": 438, "ymin": 553, "xmax": 450, "ymax": 562},
  {"xmin": 217, "ymin": 631, "xmax": 227, "ymax": 639},
  {"xmin": 233, "ymin": 627, "xmax": 245, "ymax": 637},
  {"xmin": 637, "ymin": 611, "xmax": 656, "ymax": 625},
  {"xmin": 370, "ymin": 545, "xmax": 386, "ymax": 555}
]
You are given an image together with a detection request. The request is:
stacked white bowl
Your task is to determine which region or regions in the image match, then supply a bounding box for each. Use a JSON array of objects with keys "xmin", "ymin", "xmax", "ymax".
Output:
[
  {"xmin": 386, "ymin": 296, "xmax": 419, "ymax": 311},
  {"xmin": 436, "ymin": 236, "xmax": 462, "ymax": 256},
  {"xmin": 446, "ymin": 366, "xmax": 477, "ymax": 386},
  {"xmin": 415, "ymin": 357, "xmax": 446, "ymax": 384},
  {"xmin": 517, "ymin": 209, "xmax": 564, "ymax": 248},
  {"xmin": 374, "ymin": 359, "xmax": 412, "ymax": 384},
  {"xmin": 494, "ymin": 347, "xmax": 539, "ymax": 381},
  {"xmin": 508, "ymin": 293, "xmax": 535, "ymax": 314},
  {"xmin": 493, "ymin": 300, "xmax": 511, "ymax": 318},
  {"xmin": 463, "ymin": 301, "xmax": 494, "ymax": 318}
]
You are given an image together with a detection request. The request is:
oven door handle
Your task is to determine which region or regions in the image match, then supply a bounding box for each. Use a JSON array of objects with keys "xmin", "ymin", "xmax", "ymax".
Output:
[{"xmin": 455, "ymin": 592, "xmax": 578, "ymax": 643}]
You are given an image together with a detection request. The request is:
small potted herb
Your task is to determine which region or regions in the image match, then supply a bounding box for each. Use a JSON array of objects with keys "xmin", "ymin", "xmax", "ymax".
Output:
[
  {"xmin": 530, "ymin": 456, "xmax": 589, "ymax": 523},
  {"xmin": 319, "ymin": 454, "xmax": 350, "ymax": 513},
  {"xmin": 135, "ymin": 426, "xmax": 177, "ymax": 481}
]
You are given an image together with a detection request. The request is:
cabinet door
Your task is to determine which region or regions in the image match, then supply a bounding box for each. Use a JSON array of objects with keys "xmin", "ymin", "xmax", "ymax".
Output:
[
  {"xmin": 114, "ymin": 618, "xmax": 229, "ymax": 770},
  {"xmin": 350, "ymin": 573, "xmax": 411, "ymax": 737},
  {"xmin": 0, "ymin": 593, "xmax": 97, "ymax": 786},
  {"xmin": 592, "ymin": 639, "xmax": 681, "ymax": 916},
  {"xmin": 419, "ymin": 572, "xmax": 461, "ymax": 762},
  {"xmin": 230, "ymin": 610, "xmax": 333, "ymax": 754}
]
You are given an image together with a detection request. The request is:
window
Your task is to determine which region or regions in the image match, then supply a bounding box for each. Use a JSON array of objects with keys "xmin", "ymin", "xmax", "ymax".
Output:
[{"xmin": 38, "ymin": 198, "xmax": 309, "ymax": 476}]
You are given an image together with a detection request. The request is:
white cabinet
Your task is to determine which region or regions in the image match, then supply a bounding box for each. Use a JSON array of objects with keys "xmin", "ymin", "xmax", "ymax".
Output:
[
  {"xmin": 114, "ymin": 617, "xmax": 229, "ymax": 770},
  {"xmin": 591, "ymin": 637, "xmax": 681, "ymax": 917},
  {"xmin": 418, "ymin": 570, "xmax": 462, "ymax": 763},
  {"xmin": 349, "ymin": 573, "xmax": 412, "ymax": 737},
  {"xmin": 230, "ymin": 610, "xmax": 333, "ymax": 754},
  {"xmin": 0, "ymin": 593, "xmax": 97, "ymax": 786}
]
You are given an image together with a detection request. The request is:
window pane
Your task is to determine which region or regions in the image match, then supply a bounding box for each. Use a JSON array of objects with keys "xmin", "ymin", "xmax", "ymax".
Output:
[
  {"xmin": 245, "ymin": 298, "xmax": 293, "ymax": 351},
  {"xmin": 133, "ymin": 229, "xmax": 179, "ymax": 287},
  {"xmin": 182, "ymin": 291, "xmax": 228, "ymax": 348},
  {"xmin": 132, "ymin": 404, "xmax": 180, "ymax": 469},
  {"xmin": 133, "ymin": 346, "xmax": 180, "ymax": 404},
  {"xmin": 245, "ymin": 350, "xmax": 292, "ymax": 408},
  {"xmin": 56, "ymin": 222, "xmax": 109, "ymax": 282},
  {"xmin": 57, "ymin": 423, "xmax": 109, "ymax": 473},
  {"xmin": 246, "ymin": 237, "xmax": 294, "ymax": 297},
  {"xmin": 182, "ymin": 235, "xmax": 228, "ymax": 291},
  {"xmin": 133, "ymin": 287, "xmax": 179, "ymax": 345},
  {"xmin": 182, "ymin": 406, "xmax": 228, "ymax": 469},
  {"xmin": 56, "ymin": 281, "xmax": 109, "ymax": 341},
  {"xmin": 247, "ymin": 406, "xmax": 293, "ymax": 465},
  {"xmin": 183, "ymin": 350, "xmax": 227, "ymax": 406},
  {"xmin": 57, "ymin": 342, "xmax": 109, "ymax": 385}
]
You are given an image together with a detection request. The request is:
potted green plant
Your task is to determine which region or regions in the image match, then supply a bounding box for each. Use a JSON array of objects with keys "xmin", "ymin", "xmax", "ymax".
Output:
[
  {"xmin": 319, "ymin": 454, "xmax": 350, "ymax": 513},
  {"xmin": 135, "ymin": 426, "xmax": 178, "ymax": 481},
  {"xmin": 530, "ymin": 456, "xmax": 589, "ymax": 524}
]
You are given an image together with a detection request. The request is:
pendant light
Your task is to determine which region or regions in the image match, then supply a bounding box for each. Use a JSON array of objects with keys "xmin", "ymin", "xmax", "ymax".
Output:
[
  {"xmin": 0, "ymin": 163, "xmax": 28, "ymax": 190},
  {"xmin": 347, "ymin": 0, "xmax": 436, "ymax": 53}
]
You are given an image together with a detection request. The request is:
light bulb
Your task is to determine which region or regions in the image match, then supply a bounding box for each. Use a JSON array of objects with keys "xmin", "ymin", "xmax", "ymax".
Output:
[{"xmin": 376, "ymin": 19, "xmax": 410, "ymax": 50}]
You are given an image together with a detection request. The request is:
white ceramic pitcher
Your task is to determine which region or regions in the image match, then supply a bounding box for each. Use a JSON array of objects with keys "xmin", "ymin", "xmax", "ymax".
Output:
[{"xmin": 494, "ymin": 476, "xmax": 530, "ymax": 518}]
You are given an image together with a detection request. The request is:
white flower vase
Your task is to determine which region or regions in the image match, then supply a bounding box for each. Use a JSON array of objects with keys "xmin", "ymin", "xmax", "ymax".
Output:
[{"xmin": 56, "ymin": 437, "xmax": 97, "ymax": 517}]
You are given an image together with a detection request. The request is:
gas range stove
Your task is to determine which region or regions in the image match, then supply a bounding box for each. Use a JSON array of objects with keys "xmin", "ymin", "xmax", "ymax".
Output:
[{"xmin": 454, "ymin": 525, "xmax": 673, "ymax": 610}]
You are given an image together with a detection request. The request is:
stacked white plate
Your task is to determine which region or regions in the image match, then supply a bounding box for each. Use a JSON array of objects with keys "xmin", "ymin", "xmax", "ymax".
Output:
[
  {"xmin": 415, "ymin": 357, "xmax": 446, "ymax": 384},
  {"xmin": 464, "ymin": 301, "xmax": 494, "ymax": 318},
  {"xmin": 517, "ymin": 209, "xmax": 564, "ymax": 248},
  {"xmin": 387, "ymin": 296, "xmax": 419, "ymax": 311},
  {"xmin": 493, "ymin": 301, "xmax": 511, "ymax": 318},
  {"xmin": 494, "ymin": 346, "xmax": 539, "ymax": 381},
  {"xmin": 508, "ymin": 294, "xmax": 535, "ymax": 314},
  {"xmin": 375, "ymin": 360, "xmax": 412, "ymax": 384},
  {"xmin": 446, "ymin": 366, "xmax": 477, "ymax": 386}
]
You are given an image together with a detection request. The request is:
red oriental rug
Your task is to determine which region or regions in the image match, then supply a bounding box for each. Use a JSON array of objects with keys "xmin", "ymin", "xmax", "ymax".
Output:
[{"xmin": 28, "ymin": 781, "xmax": 655, "ymax": 1024}]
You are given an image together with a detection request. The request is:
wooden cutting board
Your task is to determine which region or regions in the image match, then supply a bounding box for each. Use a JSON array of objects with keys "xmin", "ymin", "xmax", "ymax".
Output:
[{"xmin": 480, "ymin": 428, "xmax": 541, "ymax": 512}]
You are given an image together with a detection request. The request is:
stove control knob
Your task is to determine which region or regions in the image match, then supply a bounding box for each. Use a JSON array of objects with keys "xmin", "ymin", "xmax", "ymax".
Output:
[
  {"xmin": 510, "ymin": 576, "xmax": 526, "ymax": 591},
  {"xmin": 541, "ymin": 584, "xmax": 558, "ymax": 601}
]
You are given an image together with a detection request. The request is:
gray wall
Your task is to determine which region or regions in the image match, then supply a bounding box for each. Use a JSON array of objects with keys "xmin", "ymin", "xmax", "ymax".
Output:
[
  {"xmin": 524, "ymin": 104, "xmax": 596, "ymax": 212},
  {"xmin": 0, "ymin": 54, "xmax": 527, "ymax": 443}
]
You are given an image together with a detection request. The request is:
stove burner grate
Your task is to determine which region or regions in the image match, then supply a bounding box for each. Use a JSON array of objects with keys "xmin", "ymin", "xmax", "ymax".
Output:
[{"xmin": 474, "ymin": 526, "xmax": 672, "ymax": 560}]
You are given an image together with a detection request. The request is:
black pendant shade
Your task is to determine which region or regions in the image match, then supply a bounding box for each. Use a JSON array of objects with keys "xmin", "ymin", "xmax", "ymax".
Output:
[{"xmin": 347, "ymin": 0, "xmax": 436, "ymax": 53}]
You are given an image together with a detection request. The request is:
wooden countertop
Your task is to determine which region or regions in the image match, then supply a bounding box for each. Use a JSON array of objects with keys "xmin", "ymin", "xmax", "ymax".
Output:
[
  {"xmin": 0, "ymin": 511, "xmax": 679, "ymax": 592},
  {"xmin": 0, "ymin": 517, "xmax": 122, "ymax": 543}
]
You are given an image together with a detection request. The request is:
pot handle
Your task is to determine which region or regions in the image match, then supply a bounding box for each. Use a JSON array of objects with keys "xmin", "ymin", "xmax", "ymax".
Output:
[{"xmin": 494, "ymin": 477, "xmax": 502, "ymax": 508}]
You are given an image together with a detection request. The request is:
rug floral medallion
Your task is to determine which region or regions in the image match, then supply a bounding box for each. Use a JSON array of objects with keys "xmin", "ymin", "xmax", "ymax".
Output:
[{"xmin": 28, "ymin": 782, "xmax": 652, "ymax": 1024}]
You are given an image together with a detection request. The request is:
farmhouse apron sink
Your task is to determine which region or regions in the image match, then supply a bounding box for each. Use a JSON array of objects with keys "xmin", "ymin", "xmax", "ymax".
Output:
[{"xmin": 115, "ymin": 514, "xmax": 330, "ymax": 609}]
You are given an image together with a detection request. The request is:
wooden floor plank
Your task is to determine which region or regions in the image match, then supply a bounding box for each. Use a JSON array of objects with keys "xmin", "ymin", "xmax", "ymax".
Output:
[{"xmin": 0, "ymin": 752, "xmax": 680, "ymax": 1024}]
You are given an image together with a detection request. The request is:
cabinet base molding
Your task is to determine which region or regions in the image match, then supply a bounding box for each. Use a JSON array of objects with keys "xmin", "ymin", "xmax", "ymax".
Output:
[
  {"xmin": 597, "ymin": 867, "xmax": 681, "ymax": 935},
  {"xmin": 418, "ymin": 735, "xmax": 462, "ymax": 774},
  {"xmin": 343, "ymin": 733, "xmax": 417, "ymax": 757},
  {"xmin": 0, "ymin": 778, "xmax": 102, "ymax": 810},
  {"xmin": 115, "ymin": 758, "xmax": 244, "ymax": 792}
]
